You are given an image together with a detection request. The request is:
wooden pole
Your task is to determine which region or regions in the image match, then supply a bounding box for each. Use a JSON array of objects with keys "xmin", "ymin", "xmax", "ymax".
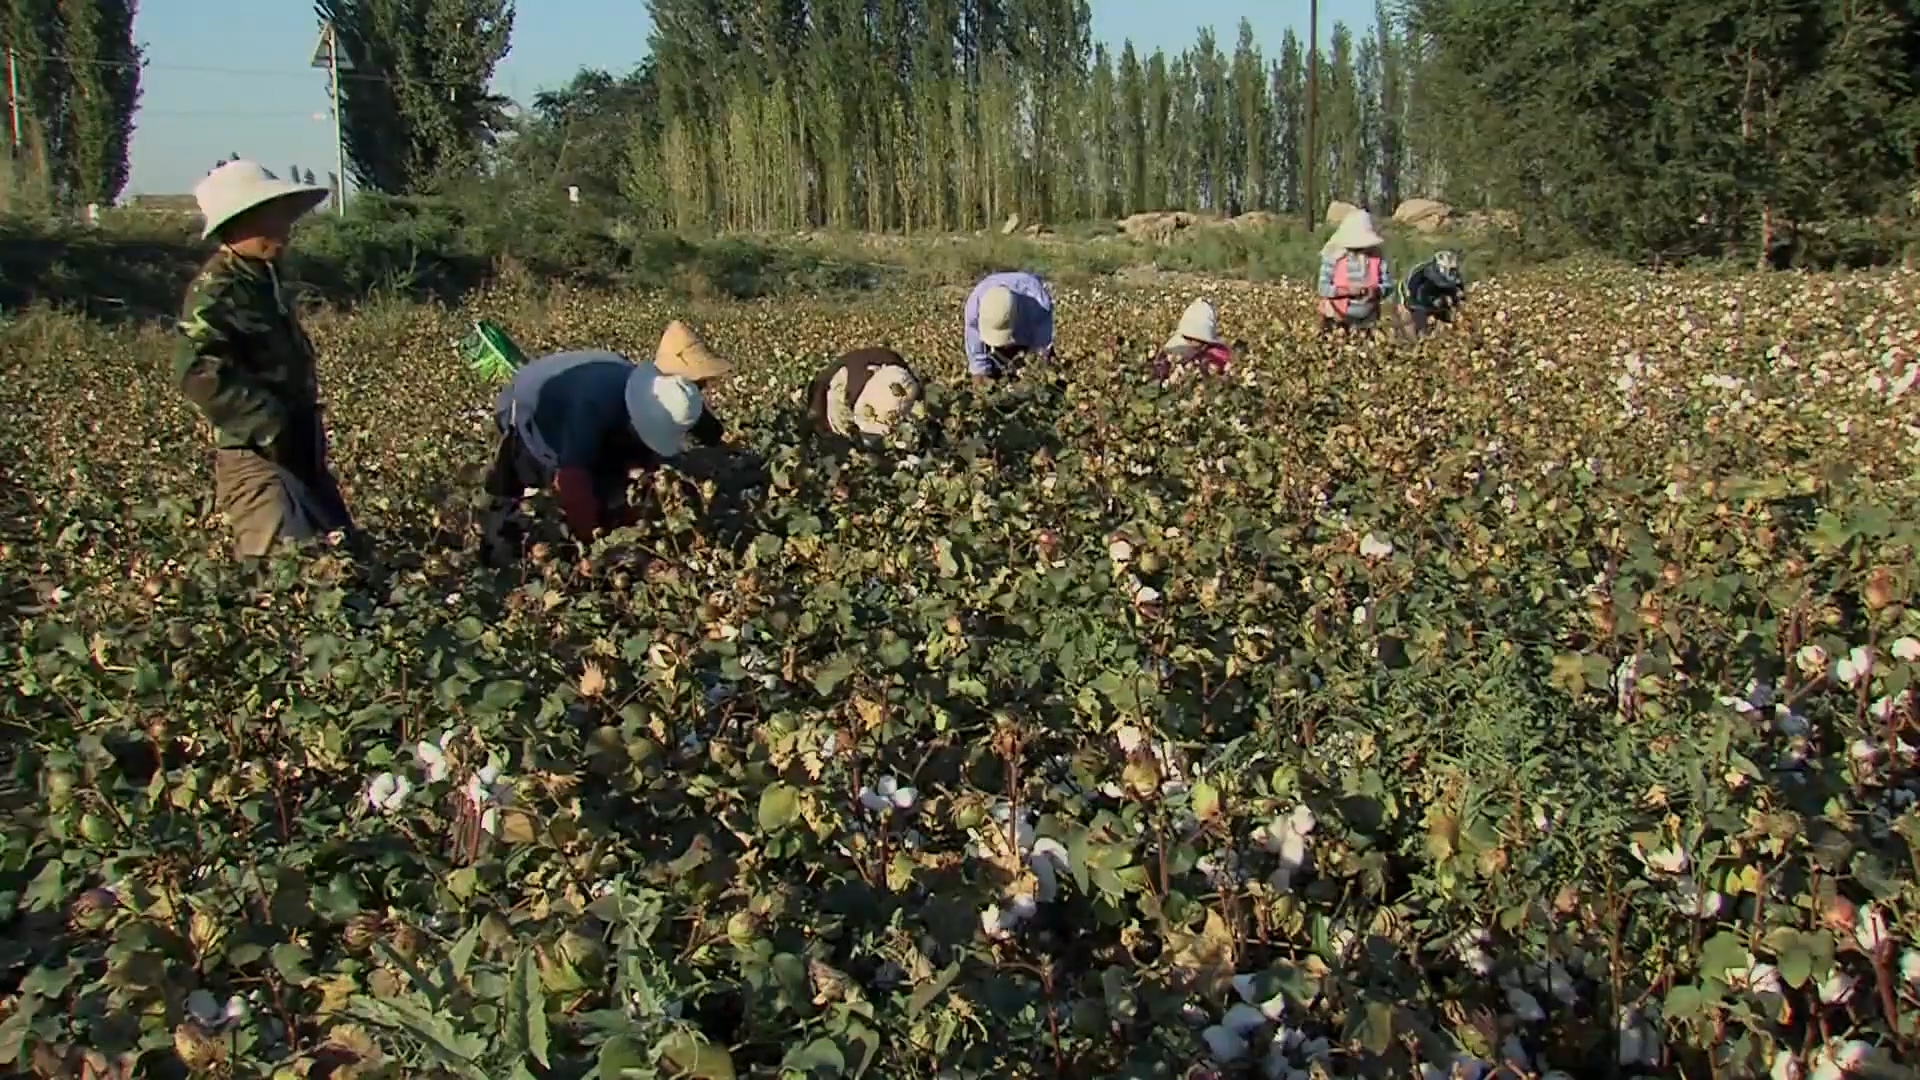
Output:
[
  {"xmin": 7, "ymin": 48, "xmax": 22, "ymax": 155},
  {"xmin": 1304, "ymin": 0, "xmax": 1319, "ymax": 232},
  {"xmin": 329, "ymin": 30, "xmax": 346, "ymax": 214}
]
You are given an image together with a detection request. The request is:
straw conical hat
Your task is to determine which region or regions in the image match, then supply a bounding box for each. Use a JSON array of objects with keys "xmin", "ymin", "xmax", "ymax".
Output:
[{"xmin": 655, "ymin": 320, "xmax": 733, "ymax": 380}]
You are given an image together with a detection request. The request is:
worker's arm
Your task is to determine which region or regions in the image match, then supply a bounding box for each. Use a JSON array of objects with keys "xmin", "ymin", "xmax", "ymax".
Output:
[
  {"xmin": 1316, "ymin": 258, "xmax": 1339, "ymax": 299},
  {"xmin": 688, "ymin": 408, "xmax": 725, "ymax": 448},
  {"xmin": 174, "ymin": 281, "xmax": 289, "ymax": 451},
  {"xmin": 551, "ymin": 467, "xmax": 603, "ymax": 540}
]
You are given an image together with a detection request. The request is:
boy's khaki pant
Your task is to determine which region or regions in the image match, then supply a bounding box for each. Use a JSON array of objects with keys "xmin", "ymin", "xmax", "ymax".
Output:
[{"xmin": 212, "ymin": 449, "xmax": 353, "ymax": 558}]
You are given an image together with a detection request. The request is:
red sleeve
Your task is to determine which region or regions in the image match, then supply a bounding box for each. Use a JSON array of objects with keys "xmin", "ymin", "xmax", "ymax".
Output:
[{"xmin": 552, "ymin": 467, "xmax": 602, "ymax": 540}]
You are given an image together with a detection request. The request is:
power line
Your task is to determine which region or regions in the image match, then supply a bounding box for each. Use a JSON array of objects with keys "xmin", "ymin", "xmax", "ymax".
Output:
[{"xmin": 7, "ymin": 51, "xmax": 507, "ymax": 92}]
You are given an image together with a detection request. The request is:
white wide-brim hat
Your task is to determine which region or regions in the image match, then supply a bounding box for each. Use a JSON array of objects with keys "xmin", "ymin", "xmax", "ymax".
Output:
[
  {"xmin": 624, "ymin": 362, "xmax": 705, "ymax": 458},
  {"xmin": 830, "ymin": 363, "xmax": 922, "ymax": 437},
  {"xmin": 1174, "ymin": 298, "xmax": 1221, "ymax": 344},
  {"xmin": 1323, "ymin": 209, "xmax": 1384, "ymax": 255},
  {"xmin": 194, "ymin": 160, "xmax": 331, "ymax": 240},
  {"xmin": 978, "ymin": 285, "xmax": 1017, "ymax": 349}
]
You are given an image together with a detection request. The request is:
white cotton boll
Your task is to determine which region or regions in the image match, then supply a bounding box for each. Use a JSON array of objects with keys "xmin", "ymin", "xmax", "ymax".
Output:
[
  {"xmin": 1455, "ymin": 929, "xmax": 1495, "ymax": 976},
  {"xmin": 1202, "ymin": 1024, "xmax": 1250, "ymax": 1063},
  {"xmin": 1816, "ymin": 969, "xmax": 1856, "ymax": 1005},
  {"xmin": 1359, "ymin": 533, "xmax": 1394, "ymax": 558},
  {"xmin": 1288, "ymin": 804, "xmax": 1316, "ymax": 836},
  {"xmin": 1108, "ymin": 539, "xmax": 1134, "ymax": 564},
  {"xmin": 1507, "ymin": 986, "xmax": 1546, "ymax": 1022},
  {"xmin": 1274, "ymin": 829, "xmax": 1308, "ymax": 878},
  {"xmin": 1836, "ymin": 646, "xmax": 1875, "ymax": 688},
  {"xmin": 1796, "ymin": 644, "xmax": 1829, "ymax": 678},
  {"xmin": 1222, "ymin": 1002, "xmax": 1269, "ymax": 1037},
  {"xmin": 1116, "ymin": 724, "xmax": 1145, "ymax": 753},
  {"xmin": 1809, "ymin": 1040, "xmax": 1871, "ymax": 1080},
  {"xmin": 1892, "ymin": 637, "xmax": 1920, "ymax": 662},
  {"xmin": 1900, "ymin": 949, "xmax": 1920, "ymax": 984},
  {"xmin": 1771, "ymin": 1051, "xmax": 1803, "ymax": 1080}
]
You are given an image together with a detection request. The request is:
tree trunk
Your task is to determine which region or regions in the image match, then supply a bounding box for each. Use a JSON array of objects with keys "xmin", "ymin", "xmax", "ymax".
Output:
[{"xmin": 1756, "ymin": 201, "xmax": 1772, "ymax": 272}]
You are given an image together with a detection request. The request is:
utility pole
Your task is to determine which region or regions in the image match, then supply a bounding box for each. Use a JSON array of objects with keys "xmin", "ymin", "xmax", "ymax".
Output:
[
  {"xmin": 310, "ymin": 21, "xmax": 349, "ymax": 214},
  {"xmin": 1304, "ymin": 0, "xmax": 1318, "ymax": 232},
  {"xmin": 7, "ymin": 47, "xmax": 21, "ymax": 156}
]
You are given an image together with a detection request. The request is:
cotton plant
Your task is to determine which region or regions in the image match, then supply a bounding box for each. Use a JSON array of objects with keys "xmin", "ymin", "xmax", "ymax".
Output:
[
  {"xmin": 463, "ymin": 758, "xmax": 514, "ymax": 836},
  {"xmin": 1197, "ymin": 974, "xmax": 1307, "ymax": 1073},
  {"xmin": 1807, "ymin": 1039, "xmax": 1873, "ymax": 1080},
  {"xmin": 365, "ymin": 771, "xmax": 412, "ymax": 814},
  {"xmin": 185, "ymin": 989, "xmax": 249, "ymax": 1032},
  {"xmin": 1259, "ymin": 803, "xmax": 1317, "ymax": 892},
  {"xmin": 973, "ymin": 799, "xmax": 1073, "ymax": 941},
  {"xmin": 857, "ymin": 775, "xmax": 918, "ymax": 815},
  {"xmin": 1104, "ymin": 724, "xmax": 1189, "ymax": 799}
]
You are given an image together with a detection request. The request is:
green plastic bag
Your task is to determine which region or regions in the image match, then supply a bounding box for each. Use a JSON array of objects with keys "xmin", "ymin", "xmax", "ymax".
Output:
[{"xmin": 461, "ymin": 320, "xmax": 527, "ymax": 382}]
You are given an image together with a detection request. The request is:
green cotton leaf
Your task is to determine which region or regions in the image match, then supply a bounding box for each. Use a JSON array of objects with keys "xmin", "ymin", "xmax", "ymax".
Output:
[
  {"xmin": 781, "ymin": 1037, "xmax": 845, "ymax": 1075},
  {"xmin": 478, "ymin": 679, "xmax": 527, "ymax": 714},
  {"xmin": 270, "ymin": 942, "xmax": 313, "ymax": 984},
  {"xmin": 1700, "ymin": 931, "xmax": 1748, "ymax": 979},
  {"xmin": 1776, "ymin": 939, "xmax": 1813, "ymax": 989},
  {"xmin": 348, "ymin": 994, "xmax": 488, "ymax": 1078},
  {"xmin": 1345, "ymin": 999, "xmax": 1397, "ymax": 1055},
  {"xmin": 598, "ymin": 1035, "xmax": 648, "ymax": 1078},
  {"xmin": 506, "ymin": 949, "xmax": 551, "ymax": 1068},
  {"xmin": 907, "ymin": 962, "xmax": 961, "ymax": 1017},
  {"xmin": 447, "ymin": 922, "xmax": 482, "ymax": 980},
  {"xmin": 843, "ymin": 1025, "xmax": 880, "ymax": 1079},
  {"xmin": 658, "ymin": 1029, "xmax": 736, "ymax": 1079},
  {"xmin": 20, "ymin": 860, "xmax": 65, "ymax": 913},
  {"xmin": 1663, "ymin": 983, "xmax": 1705, "ymax": 1019},
  {"xmin": 17, "ymin": 962, "xmax": 77, "ymax": 999},
  {"xmin": 878, "ymin": 636, "xmax": 912, "ymax": 668},
  {"xmin": 758, "ymin": 783, "xmax": 802, "ymax": 833},
  {"xmin": 813, "ymin": 653, "xmax": 856, "ymax": 696},
  {"xmin": 1548, "ymin": 652, "xmax": 1590, "ymax": 697},
  {"xmin": 1191, "ymin": 780, "xmax": 1222, "ymax": 821}
]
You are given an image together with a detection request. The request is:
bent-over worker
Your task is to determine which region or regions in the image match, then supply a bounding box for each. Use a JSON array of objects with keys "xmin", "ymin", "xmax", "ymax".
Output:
[
  {"xmin": 175, "ymin": 160, "xmax": 356, "ymax": 558},
  {"xmin": 807, "ymin": 347, "xmax": 925, "ymax": 450},
  {"xmin": 480, "ymin": 323, "xmax": 732, "ymax": 562},
  {"xmin": 1316, "ymin": 211, "xmax": 1393, "ymax": 334},
  {"xmin": 964, "ymin": 271, "xmax": 1055, "ymax": 384},
  {"xmin": 1397, "ymin": 250, "xmax": 1467, "ymax": 338},
  {"xmin": 1152, "ymin": 299, "xmax": 1234, "ymax": 383}
]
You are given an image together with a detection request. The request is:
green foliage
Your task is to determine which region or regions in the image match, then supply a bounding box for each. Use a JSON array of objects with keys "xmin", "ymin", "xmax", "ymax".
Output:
[
  {"xmin": 621, "ymin": 1, "xmax": 1429, "ymax": 233},
  {"xmin": 1406, "ymin": 0, "xmax": 1920, "ymax": 260},
  {"xmin": 0, "ymin": 0, "xmax": 141, "ymax": 206},
  {"xmin": 314, "ymin": 0, "xmax": 516, "ymax": 195},
  {"xmin": 2, "ymin": 264, "xmax": 1919, "ymax": 1077}
]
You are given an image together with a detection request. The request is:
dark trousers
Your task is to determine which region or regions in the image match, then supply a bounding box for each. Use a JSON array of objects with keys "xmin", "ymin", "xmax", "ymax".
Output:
[
  {"xmin": 479, "ymin": 425, "xmax": 632, "ymax": 564},
  {"xmin": 1408, "ymin": 306, "xmax": 1454, "ymax": 337}
]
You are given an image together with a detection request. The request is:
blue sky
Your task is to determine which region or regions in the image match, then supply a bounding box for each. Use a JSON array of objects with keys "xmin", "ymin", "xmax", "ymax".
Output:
[{"xmin": 125, "ymin": 0, "xmax": 1376, "ymax": 196}]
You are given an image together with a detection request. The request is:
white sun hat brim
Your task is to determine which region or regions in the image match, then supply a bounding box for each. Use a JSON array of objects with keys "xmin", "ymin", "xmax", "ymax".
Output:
[
  {"xmin": 194, "ymin": 160, "xmax": 331, "ymax": 239},
  {"xmin": 624, "ymin": 362, "xmax": 704, "ymax": 458}
]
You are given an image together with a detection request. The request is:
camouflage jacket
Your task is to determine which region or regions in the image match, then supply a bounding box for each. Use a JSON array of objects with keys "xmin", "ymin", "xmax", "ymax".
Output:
[{"xmin": 172, "ymin": 250, "xmax": 321, "ymax": 451}]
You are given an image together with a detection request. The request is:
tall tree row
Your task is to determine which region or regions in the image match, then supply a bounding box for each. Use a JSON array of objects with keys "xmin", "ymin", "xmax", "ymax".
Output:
[
  {"xmin": 314, "ymin": 0, "xmax": 515, "ymax": 195},
  {"xmin": 1402, "ymin": 0, "xmax": 1920, "ymax": 257},
  {"xmin": 623, "ymin": 2, "xmax": 1430, "ymax": 232},
  {"xmin": 1, "ymin": 0, "xmax": 141, "ymax": 204}
]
